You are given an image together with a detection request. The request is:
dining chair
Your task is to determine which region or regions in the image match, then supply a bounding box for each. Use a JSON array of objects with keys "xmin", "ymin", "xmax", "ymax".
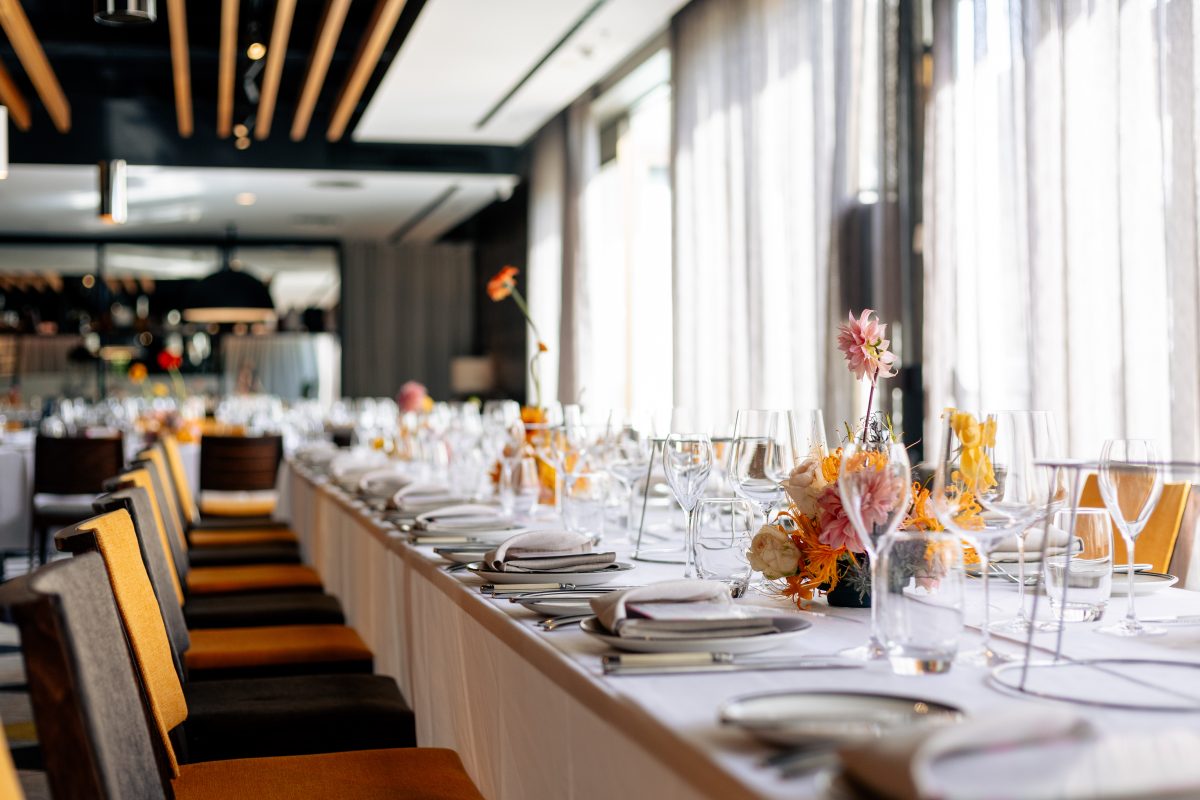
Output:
[
  {"xmin": 0, "ymin": 553, "xmax": 484, "ymax": 799},
  {"xmin": 30, "ymin": 432, "xmax": 124, "ymax": 564},
  {"xmin": 56, "ymin": 506, "xmax": 369, "ymax": 680},
  {"xmin": 198, "ymin": 433, "xmax": 283, "ymax": 520},
  {"xmin": 1078, "ymin": 475, "xmax": 1193, "ymax": 575}
]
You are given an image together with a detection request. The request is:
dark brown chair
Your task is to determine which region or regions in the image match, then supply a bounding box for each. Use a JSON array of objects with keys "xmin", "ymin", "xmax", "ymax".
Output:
[
  {"xmin": 30, "ymin": 433, "xmax": 124, "ymax": 565},
  {"xmin": 198, "ymin": 434, "xmax": 282, "ymax": 520}
]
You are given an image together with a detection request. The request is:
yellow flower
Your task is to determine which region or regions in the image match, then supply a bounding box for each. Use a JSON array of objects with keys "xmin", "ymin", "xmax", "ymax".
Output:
[
  {"xmin": 152, "ymin": 383, "xmax": 169, "ymax": 398},
  {"xmin": 821, "ymin": 450, "xmax": 843, "ymax": 483}
]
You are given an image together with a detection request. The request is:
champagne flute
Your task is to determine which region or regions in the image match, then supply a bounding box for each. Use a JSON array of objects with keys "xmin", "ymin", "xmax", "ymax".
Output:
[
  {"xmin": 1097, "ymin": 438, "xmax": 1164, "ymax": 637},
  {"xmin": 930, "ymin": 409, "xmax": 1041, "ymax": 666},
  {"xmin": 662, "ymin": 434, "xmax": 714, "ymax": 579},
  {"xmin": 837, "ymin": 427, "xmax": 911, "ymax": 660}
]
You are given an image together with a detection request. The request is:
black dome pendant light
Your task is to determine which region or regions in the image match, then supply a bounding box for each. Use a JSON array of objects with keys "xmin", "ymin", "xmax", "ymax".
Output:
[{"xmin": 184, "ymin": 227, "xmax": 276, "ymax": 324}]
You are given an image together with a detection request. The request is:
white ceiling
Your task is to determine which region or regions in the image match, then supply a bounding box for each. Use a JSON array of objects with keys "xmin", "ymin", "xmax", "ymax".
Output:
[
  {"xmin": 355, "ymin": 0, "xmax": 687, "ymax": 145},
  {"xmin": 0, "ymin": 164, "xmax": 518, "ymax": 242}
]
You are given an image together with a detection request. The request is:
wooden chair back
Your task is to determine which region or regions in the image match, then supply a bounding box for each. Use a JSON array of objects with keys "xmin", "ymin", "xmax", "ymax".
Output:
[
  {"xmin": 199, "ymin": 434, "xmax": 282, "ymax": 492},
  {"xmin": 1079, "ymin": 474, "xmax": 1192, "ymax": 574},
  {"xmin": 33, "ymin": 434, "xmax": 125, "ymax": 494}
]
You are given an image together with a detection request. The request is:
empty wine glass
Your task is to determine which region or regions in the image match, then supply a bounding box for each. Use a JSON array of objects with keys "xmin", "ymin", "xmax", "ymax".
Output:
[
  {"xmin": 728, "ymin": 410, "xmax": 795, "ymax": 518},
  {"xmin": 837, "ymin": 425, "xmax": 911, "ymax": 660},
  {"xmin": 930, "ymin": 409, "xmax": 1045, "ymax": 666},
  {"xmin": 1097, "ymin": 438, "xmax": 1164, "ymax": 637},
  {"xmin": 606, "ymin": 413, "xmax": 656, "ymax": 532},
  {"xmin": 662, "ymin": 434, "xmax": 714, "ymax": 579}
]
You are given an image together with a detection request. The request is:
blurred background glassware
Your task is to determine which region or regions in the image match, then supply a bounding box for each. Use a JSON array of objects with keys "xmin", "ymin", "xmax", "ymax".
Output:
[
  {"xmin": 693, "ymin": 497, "xmax": 757, "ymax": 597},
  {"xmin": 728, "ymin": 409, "xmax": 796, "ymax": 518},
  {"xmin": 877, "ymin": 528, "xmax": 965, "ymax": 674},
  {"xmin": 792, "ymin": 408, "xmax": 828, "ymax": 458},
  {"xmin": 502, "ymin": 456, "xmax": 541, "ymax": 518},
  {"xmin": 837, "ymin": 425, "xmax": 912, "ymax": 660},
  {"xmin": 1046, "ymin": 508, "xmax": 1113, "ymax": 623},
  {"xmin": 662, "ymin": 433, "xmax": 714, "ymax": 578},
  {"xmin": 1098, "ymin": 438, "xmax": 1164, "ymax": 637},
  {"xmin": 562, "ymin": 471, "xmax": 610, "ymax": 544},
  {"xmin": 605, "ymin": 411, "xmax": 657, "ymax": 534}
]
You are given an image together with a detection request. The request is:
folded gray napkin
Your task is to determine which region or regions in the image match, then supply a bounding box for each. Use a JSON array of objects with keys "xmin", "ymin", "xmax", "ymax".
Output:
[
  {"xmin": 484, "ymin": 529, "xmax": 615, "ymax": 573},
  {"xmin": 589, "ymin": 580, "xmax": 805, "ymax": 638},
  {"xmin": 991, "ymin": 525, "xmax": 1071, "ymax": 563},
  {"xmin": 416, "ymin": 503, "xmax": 513, "ymax": 532}
]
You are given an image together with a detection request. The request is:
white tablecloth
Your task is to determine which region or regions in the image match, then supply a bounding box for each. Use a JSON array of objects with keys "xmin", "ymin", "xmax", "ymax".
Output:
[{"xmin": 286, "ymin": 463, "xmax": 1200, "ymax": 800}]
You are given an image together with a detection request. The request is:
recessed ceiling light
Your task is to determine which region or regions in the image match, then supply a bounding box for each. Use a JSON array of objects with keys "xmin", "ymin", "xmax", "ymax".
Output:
[
  {"xmin": 232, "ymin": 123, "xmax": 249, "ymax": 139},
  {"xmin": 235, "ymin": 137, "xmax": 251, "ymax": 151},
  {"xmin": 246, "ymin": 42, "xmax": 266, "ymax": 61},
  {"xmin": 312, "ymin": 179, "xmax": 363, "ymax": 191},
  {"xmin": 235, "ymin": 192, "xmax": 257, "ymax": 206}
]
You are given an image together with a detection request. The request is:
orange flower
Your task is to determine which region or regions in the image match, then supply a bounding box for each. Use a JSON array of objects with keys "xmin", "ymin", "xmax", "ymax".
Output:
[
  {"xmin": 537, "ymin": 341, "xmax": 549, "ymax": 353},
  {"xmin": 128, "ymin": 362, "xmax": 148, "ymax": 384},
  {"xmin": 487, "ymin": 266, "xmax": 519, "ymax": 301}
]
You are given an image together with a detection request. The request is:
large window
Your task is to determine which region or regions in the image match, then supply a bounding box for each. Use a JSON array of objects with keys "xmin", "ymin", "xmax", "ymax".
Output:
[{"xmin": 582, "ymin": 50, "xmax": 674, "ymax": 414}]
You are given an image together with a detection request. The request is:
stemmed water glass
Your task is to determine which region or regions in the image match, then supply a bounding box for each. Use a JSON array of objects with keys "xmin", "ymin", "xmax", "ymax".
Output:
[
  {"xmin": 930, "ymin": 410, "xmax": 1047, "ymax": 666},
  {"xmin": 992, "ymin": 410, "xmax": 1067, "ymax": 633},
  {"xmin": 837, "ymin": 423, "xmax": 911, "ymax": 660},
  {"xmin": 728, "ymin": 410, "xmax": 796, "ymax": 519},
  {"xmin": 1097, "ymin": 438, "xmax": 1164, "ymax": 637},
  {"xmin": 606, "ymin": 413, "xmax": 656, "ymax": 532},
  {"xmin": 662, "ymin": 434, "xmax": 714, "ymax": 579}
]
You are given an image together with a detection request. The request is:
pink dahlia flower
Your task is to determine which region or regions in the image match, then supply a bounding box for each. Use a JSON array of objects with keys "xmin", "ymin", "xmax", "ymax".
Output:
[
  {"xmin": 852, "ymin": 467, "xmax": 906, "ymax": 532},
  {"xmin": 817, "ymin": 485, "xmax": 864, "ymax": 553},
  {"xmin": 837, "ymin": 309, "xmax": 899, "ymax": 383},
  {"xmin": 397, "ymin": 380, "xmax": 429, "ymax": 413}
]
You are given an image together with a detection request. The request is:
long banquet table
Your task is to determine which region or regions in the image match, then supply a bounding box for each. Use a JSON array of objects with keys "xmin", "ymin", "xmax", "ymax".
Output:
[{"xmin": 286, "ymin": 461, "xmax": 1200, "ymax": 799}]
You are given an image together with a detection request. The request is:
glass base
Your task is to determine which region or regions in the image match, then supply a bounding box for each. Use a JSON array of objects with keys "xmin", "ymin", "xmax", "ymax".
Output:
[
  {"xmin": 838, "ymin": 640, "xmax": 888, "ymax": 662},
  {"xmin": 956, "ymin": 644, "xmax": 1015, "ymax": 667},
  {"xmin": 1097, "ymin": 620, "xmax": 1166, "ymax": 637}
]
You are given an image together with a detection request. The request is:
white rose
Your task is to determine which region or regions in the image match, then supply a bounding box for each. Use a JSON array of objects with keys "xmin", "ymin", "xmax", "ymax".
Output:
[
  {"xmin": 783, "ymin": 456, "xmax": 828, "ymax": 517},
  {"xmin": 747, "ymin": 525, "xmax": 801, "ymax": 580}
]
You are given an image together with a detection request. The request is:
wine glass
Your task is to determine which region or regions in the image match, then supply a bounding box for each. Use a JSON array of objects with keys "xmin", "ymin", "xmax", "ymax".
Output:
[
  {"xmin": 728, "ymin": 410, "xmax": 795, "ymax": 518},
  {"xmin": 991, "ymin": 411, "xmax": 1066, "ymax": 633},
  {"xmin": 662, "ymin": 434, "xmax": 714, "ymax": 579},
  {"xmin": 929, "ymin": 409, "xmax": 1044, "ymax": 666},
  {"xmin": 1097, "ymin": 438, "xmax": 1164, "ymax": 637},
  {"xmin": 606, "ymin": 412, "xmax": 656, "ymax": 533},
  {"xmin": 837, "ymin": 426, "xmax": 911, "ymax": 660}
]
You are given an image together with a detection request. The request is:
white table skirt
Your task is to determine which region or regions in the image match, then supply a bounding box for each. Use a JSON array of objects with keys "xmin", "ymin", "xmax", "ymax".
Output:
[{"xmin": 286, "ymin": 463, "xmax": 1200, "ymax": 800}]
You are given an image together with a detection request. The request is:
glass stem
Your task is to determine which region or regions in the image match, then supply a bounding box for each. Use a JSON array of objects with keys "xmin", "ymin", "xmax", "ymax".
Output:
[
  {"xmin": 684, "ymin": 507, "xmax": 698, "ymax": 578},
  {"xmin": 868, "ymin": 556, "xmax": 882, "ymax": 649},
  {"xmin": 1015, "ymin": 533, "xmax": 1027, "ymax": 622},
  {"xmin": 979, "ymin": 547, "xmax": 993, "ymax": 655},
  {"xmin": 1125, "ymin": 537, "xmax": 1138, "ymax": 628}
]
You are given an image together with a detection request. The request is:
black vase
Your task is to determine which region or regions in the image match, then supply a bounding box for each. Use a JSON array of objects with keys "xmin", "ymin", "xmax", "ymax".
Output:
[{"xmin": 825, "ymin": 578, "xmax": 871, "ymax": 608}]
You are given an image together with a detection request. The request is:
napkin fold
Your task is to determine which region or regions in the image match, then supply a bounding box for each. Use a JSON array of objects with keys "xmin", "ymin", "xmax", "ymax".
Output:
[
  {"xmin": 839, "ymin": 707, "xmax": 1200, "ymax": 799},
  {"xmin": 416, "ymin": 503, "xmax": 513, "ymax": 531},
  {"xmin": 483, "ymin": 529, "xmax": 615, "ymax": 573},
  {"xmin": 392, "ymin": 483, "xmax": 460, "ymax": 512},
  {"xmin": 587, "ymin": 580, "xmax": 806, "ymax": 639},
  {"xmin": 991, "ymin": 524, "xmax": 1071, "ymax": 563},
  {"xmin": 358, "ymin": 468, "xmax": 412, "ymax": 498}
]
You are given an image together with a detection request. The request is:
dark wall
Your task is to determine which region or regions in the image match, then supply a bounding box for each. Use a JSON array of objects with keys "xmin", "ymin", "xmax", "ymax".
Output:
[{"xmin": 445, "ymin": 183, "xmax": 529, "ymax": 403}]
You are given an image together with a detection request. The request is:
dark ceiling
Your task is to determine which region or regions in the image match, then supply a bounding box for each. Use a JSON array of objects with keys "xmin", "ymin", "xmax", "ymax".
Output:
[{"xmin": 0, "ymin": 0, "xmax": 521, "ymax": 174}]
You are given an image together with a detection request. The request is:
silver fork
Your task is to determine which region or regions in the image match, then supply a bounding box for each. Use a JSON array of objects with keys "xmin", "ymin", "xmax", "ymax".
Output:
[{"xmin": 537, "ymin": 614, "xmax": 591, "ymax": 631}]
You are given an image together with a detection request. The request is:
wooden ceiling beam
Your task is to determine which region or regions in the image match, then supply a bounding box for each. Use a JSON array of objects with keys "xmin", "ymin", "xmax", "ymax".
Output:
[
  {"xmin": 326, "ymin": 0, "xmax": 406, "ymax": 143},
  {"xmin": 290, "ymin": 0, "xmax": 352, "ymax": 142},
  {"xmin": 255, "ymin": 0, "xmax": 297, "ymax": 140},
  {"xmin": 0, "ymin": 0, "xmax": 69, "ymax": 133},
  {"xmin": 166, "ymin": 0, "xmax": 193, "ymax": 137},
  {"xmin": 0, "ymin": 58, "xmax": 31, "ymax": 131},
  {"xmin": 217, "ymin": 0, "xmax": 238, "ymax": 138}
]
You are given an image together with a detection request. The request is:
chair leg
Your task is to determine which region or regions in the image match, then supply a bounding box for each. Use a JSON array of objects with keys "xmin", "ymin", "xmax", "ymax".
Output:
[
  {"xmin": 27, "ymin": 524, "xmax": 39, "ymax": 568},
  {"xmin": 37, "ymin": 527, "xmax": 49, "ymax": 567}
]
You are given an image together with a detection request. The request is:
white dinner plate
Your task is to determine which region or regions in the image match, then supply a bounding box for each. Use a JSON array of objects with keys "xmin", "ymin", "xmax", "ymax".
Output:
[
  {"xmin": 511, "ymin": 590, "xmax": 616, "ymax": 617},
  {"xmin": 720, "ymin": 690, "xmax": 962, "ymax": 747},
  {"xmin": 579, "ymin": 615, "xmax": 809, "ymax": 655},
  {"xmin": 433, "ymin": 546, "xmax": 494, "ymax": 565},
  {"xmin": 466, "ymin": 562, "xmax": 634, "ymax": 586},
  {"xmin": 418, "ymin": 525, "xmax": 528, "ymax": 545},
  {"xmin": 1109, "ymin": 571, "xmax": 1177, "ymax": 595}
]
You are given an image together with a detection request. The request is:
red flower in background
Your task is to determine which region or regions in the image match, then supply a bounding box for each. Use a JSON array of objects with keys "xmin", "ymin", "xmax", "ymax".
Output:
[{"xmin": 157, "ymin": 351, "xmax": 183, "ymax": 371}]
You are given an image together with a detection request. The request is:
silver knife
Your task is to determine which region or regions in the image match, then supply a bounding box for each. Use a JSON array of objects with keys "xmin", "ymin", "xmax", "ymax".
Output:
[{"xmin": 602, "ymin": 652, "xmax": 863, "ymax": 675}]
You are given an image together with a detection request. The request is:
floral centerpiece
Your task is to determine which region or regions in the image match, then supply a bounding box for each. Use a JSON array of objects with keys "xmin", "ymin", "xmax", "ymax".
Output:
[{"xmin": 747, "ymin": 310, "xmax": 984, "ymax": 608}]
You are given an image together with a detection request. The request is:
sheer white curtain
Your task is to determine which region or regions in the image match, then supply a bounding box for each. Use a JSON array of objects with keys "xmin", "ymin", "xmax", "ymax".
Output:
[
  {"xmin": 527, "ymin": 115, "xmax": 565, "ymax": 407},
  {"xmin": 672, "ymin": 0, "xmax": 877, "ymax": 431},
  {"xmin": 925, "ymin": 0, "xmax": 1200, "ymax": 460}
]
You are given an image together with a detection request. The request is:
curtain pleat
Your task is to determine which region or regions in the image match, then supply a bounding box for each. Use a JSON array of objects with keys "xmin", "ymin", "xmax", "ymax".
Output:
[{"xmin": 340, "ymin": 241, "xmax": 474, "ymax": 400}]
